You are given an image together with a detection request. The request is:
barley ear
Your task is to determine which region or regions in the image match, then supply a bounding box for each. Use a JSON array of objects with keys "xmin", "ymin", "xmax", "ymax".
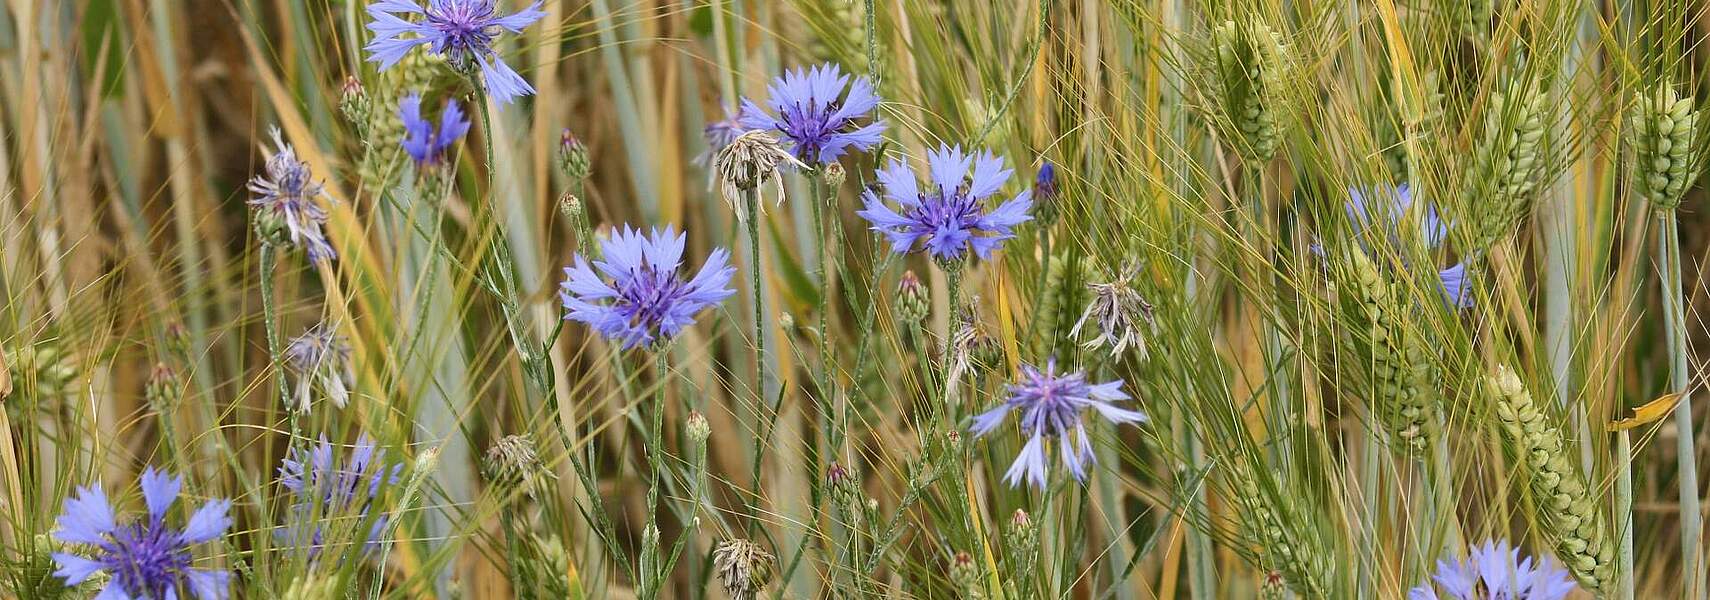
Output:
[
  {"xmin": 1228, "ymin": 463, "xmax": 1332, "ymax": 598},
  {"xmin": 1486, "ymin": 365, "xmax": 1617, "ymax": 592},
  {"xmin": 1205, "ymin": 19, "xmax": 1291, "ymax": 163},
  {"xmin": 1627, "ymin": 81, "xmax": 1704, "ymax": 211},
  {"xmin": 1462, "ymin": 78, "xmax": 1549, "ymax": 254},
  {"xmin": 1337, "ymin": 249, "xmax": 1441, "ymax": 456}
]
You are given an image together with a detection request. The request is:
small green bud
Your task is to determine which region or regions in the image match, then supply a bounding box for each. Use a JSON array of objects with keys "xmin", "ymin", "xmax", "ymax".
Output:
[
  {"xmin": 686, "ymin": 410, "xmax": 711, "ymax": 444},
  {"xmin": 558, "ymin": 129, "xmax": 591, "ymax": 180},
  {"xmin": 895, "ymin": 271, "xmax": 929, "ymax": 326}
]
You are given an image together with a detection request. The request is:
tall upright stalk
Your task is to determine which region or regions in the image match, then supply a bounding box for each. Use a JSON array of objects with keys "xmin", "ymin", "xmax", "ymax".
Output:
[
  {"xmin": 1657, "ymin": 211, "xmax": 1704, "ymax": 599},
  {"xmin": 743, "ymin": 187, "xmax": 772, "ymax": 534}
]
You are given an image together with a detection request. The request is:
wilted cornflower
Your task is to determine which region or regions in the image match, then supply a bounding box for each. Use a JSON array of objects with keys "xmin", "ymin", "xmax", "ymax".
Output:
[
  {"xmin": 971, "ymin": 360, "xmax": 1146, "ymax": 488},
  {"xmin": 249, "ymin": 127, "xmax": 336, "ymax": 263},
  {"xmin": 1408, "ymin": 539, "xmax": 1576, "ymax": 600},
  {"xmin": 52, "ymin": 468, "xmax": 233, "ymax": 600},
  {"xmin": 739, "ymin": 63, "xmax": 885, "ymax": 166},
  {"xmin": 1069, "ymin": 264, "xmax": 1156, "ymax": 359},
  {"xmin": 399, "ymin": 92, "xmax": 470, "ymax": 169},
  {"xmin": 714, "ymin": 129, "xmax": 807, "ymax": 221},
  {"xmin": 559, "ymin": 226, "xmax": 737, "ymax": 349},
  {"xmin": 713, "ymin": 538, "xmax": 774, "ymax": 600},
  {"xmin": 278, "ymin": 436, "xmax": 402, "ymax": 556},
  {"xmin": 283, "ymin": 323, "xmax": 355, "ymax": 412},
  {"xmin": 364, "ymin": 0, "xmax": 547, "ymax": 104},
  {"xmin": 483, "ymin": 433, "xmax": 554, "ymax": 498},
  {"xmin": 858, "ymin": 146, "xmax": 1034, "ymax": 263}
]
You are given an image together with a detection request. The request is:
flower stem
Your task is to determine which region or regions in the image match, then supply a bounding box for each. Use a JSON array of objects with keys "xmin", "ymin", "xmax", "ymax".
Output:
[
  {"xmin": 641, "ymin": 348, "xmax": 670, "ymax": 598},
  {"xmin": 1657, "ymin": 210, "xmax": 1704, "ymax": 598},
  {"xmin": 743, "ymin": 186, "xmax": 772, "ymax": 535},
  {"xmin": 257, "ymin": 243, "xmax": 298, "ymax": 445}
]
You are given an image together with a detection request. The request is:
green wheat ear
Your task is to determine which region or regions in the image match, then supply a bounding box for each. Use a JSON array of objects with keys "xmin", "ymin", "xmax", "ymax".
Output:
[
  {"xmin": 1228, "ymin": 463, "xmax": 1331, "ymax": 599},
  {"xmin": 1335, "ymin": 249, "xmax": 1441, "ymax": 456},
  {"xmin": 1486, "ymin": 365, "xmax": 1617, "ymax": 592},
  {"xmin": 357, "ymin": 50, "xmax": 448, "ymax": 189},
  {"xmin": 1461, "ymin": 77, "xmax": 1549, "ymax": 255},
  {"xmin": 1627, "ymin": 82, "xmax": 1704, "ymax": 211},
  {"xmin": 1205, "ymin": 18, "xmax": 1291, "ymax": 164}
]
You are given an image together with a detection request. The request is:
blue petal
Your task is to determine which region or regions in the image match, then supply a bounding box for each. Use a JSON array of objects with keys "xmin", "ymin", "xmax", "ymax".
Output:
[
  {"xmin": 875, "ymin": 159, "xmax": 920, "ymax": 206},
  {"xmin": 179, "ymin": 499, "xmax": 233, "ymax": 545},
  {"xmin": 92, "ymin": 583, "xmax": 132, "ymax": 600},
  {"xmin": 139, "ymin": 466, "xmax": 182, "ymax": 520},
  {"xmin": 489, "ymin": 1, "xmax": 546, "ymax": 32},
  {"xmin": 1002, "ymin": 433, "xmax": 1050, "ymax": 489},
  {"xmin": 476, "ymin": 53, "xmax": 535, "ymax": 104},
  {"xmin": 927, "ymin": 146, "xmax": 970, "ymax": 193},
  {"xmin": 54, "ymin": 485, "xmax": 116, "ymax": 545},
  {"xmin": 51, "ymin": 552, "xmax": 105, "ymax": 585},
  {"xmin": 970, "ymin": 404, "xmax": 1013, "ymax": 436},
  {"xmin": 966, "ymin": 151, "xmax": 1012, "ymax": 200},
  {"xmin": 185, "ymin": 568, "xmax": 232, "ymax": 600},
  {"xmin": 364, "ymin": 37, "xmax": 431, "ymax": 70}
]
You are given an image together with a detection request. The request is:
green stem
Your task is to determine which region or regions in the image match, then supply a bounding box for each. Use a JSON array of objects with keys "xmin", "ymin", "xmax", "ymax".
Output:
[
  {"xmin": 642, "ymin": 348, "xmax": 670, "ymax": 599},
  {"xmin": 257, "ymin": 243, "xmax": 298, "ymax": 445},
  {"xmin": 743, "ymin": 187, "xmax": 772, "ymax": 535},
  {"xmin": 1616, "ymin": 429, "xmax": 1635, "ymax": 600},
  {"xmin": 1657, "ymin": 211, "xmax": 1703, "ymax": 598}
]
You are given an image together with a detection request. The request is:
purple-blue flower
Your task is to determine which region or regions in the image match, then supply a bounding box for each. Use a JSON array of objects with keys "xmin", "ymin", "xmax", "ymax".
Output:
[
  {"xmin": 249, "ymin": 128, "xmax": 337, "ymax": 263},
  {"xmin": 970, "ymin": 360, "xmax": 1147, "ymax": 488},
  {"xmin": 278, "ymin": 436, "xmax": 402, "ymax": 556},
  {"xmin": 697, "ymin": 112, "xmax": 747, "ymax": 167},
  {"xmin": 739, "ymin": 63, "xmax": 885, "ymax": 166},
  {"xmin": 284, "ymin": 323, "xmax": 355, "ymax": 412},
  {"xmin": 559, "ymin": 226, "xmax": 737, "ymax": 349},
  {"xmin": 1346, "ymin": 183, "xmax": 1446, "ymax": 248},
  {"xmin": 51, "ymin": 467, "xmax": 233, "ymax": 600},
  {"xmin": 400, "ymin": 92, "xmax": 471, "ymax": 168},
  {"xmin": 364, "ymin": 0, "xmax": 547, "ymax": 104},
  {"xmin": 1409, "ymin": 539, "xmax": 1577, "ymax": 600},
  {"xmin": 857, "ymin": 146, "xmax": 1034, "ymax": 262},
  {"xmin": 1034, "ymin": 162, "xmax": 1059, "ymax": 200}
]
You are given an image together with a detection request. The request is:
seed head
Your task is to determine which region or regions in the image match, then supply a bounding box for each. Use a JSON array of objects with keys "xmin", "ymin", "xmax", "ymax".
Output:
[
  {"xmin": 714, "ymin": 130, "xmax": 806, "ymax": 222},
  {"xmin": 1069, "ymin": 263, "xmax": 1156, "ymax": 360},
  {"xmin": 483, "ymin": 434, "xmax": 553, "ymax": 498},
  {"xmin": 686, "ymin": 410, "xmax": 711, "ymax": 445},
  {"xmin": 712, "ymin": 538, "xmax": 774, "ymax": 600}
]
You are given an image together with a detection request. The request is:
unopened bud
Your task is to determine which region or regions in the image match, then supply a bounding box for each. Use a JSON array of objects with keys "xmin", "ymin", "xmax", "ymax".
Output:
[
  {"xmin": 895, "ymin": 271, "xmax": 929, "ymax": 326},
  {"xmin": 686, "ymin": 410, "xmax": 711, "ymax": 444},
  {"xmin": 558, "ymin": 129, "xmax": 591, "ymax": 180},
  {"xmin": 823, "ymin": 163, "xmax": 847, "ymax": 188}
]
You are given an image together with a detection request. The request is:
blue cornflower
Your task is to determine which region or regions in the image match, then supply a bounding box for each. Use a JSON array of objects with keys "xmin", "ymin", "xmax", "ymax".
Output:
[
  {"xmin": 857, "ymin": 146, "xmax": 1034, "ymax": 262},
  {"xmin": 400, "ymin": 93, "xmax": 471, "ymax": 168},
  {"xmin": 1409, "ymin": 539, "xmax": 1577, "ymax": 600},
  {"xmin": 249, "ymin": 128, "xmax": 337, "ymax": 263},
  {"xmin": 739, "ymin": 63, "xmax": 885, "ymax": 166},
  {"xmin": 52, "ymin": 467, "xmax": 233, "ymax": 600},
  {"xmin": 559, "ymin": 226, "xmax": 737, "ymax": 349},
  {"xmin": 1034, "ymin": 162, "xmax": 1059, "ymax": 200},
  {"xmin": 970, "ymin": 360, "xmax": 1147, "ymax": 489},
  {"xmin": 1338, "ymin": 183, "xmax": 1472, "ymax": 309},
  {"xmin": 364, "ymin": 0, "xmax": 547, "ymax": 104},
  {"xmin": 1346, "ymin": 183, "xmax": 1446, "ymax": 247},
  {"xmin": 278, "ymin": 436, "xmax": 402, "ymax": 556}
]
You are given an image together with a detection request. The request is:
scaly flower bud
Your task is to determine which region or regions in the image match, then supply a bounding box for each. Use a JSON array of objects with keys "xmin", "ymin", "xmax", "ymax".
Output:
[{"xmin": 558, "ymin": 129, "xmax": 591, "ymax": 180}]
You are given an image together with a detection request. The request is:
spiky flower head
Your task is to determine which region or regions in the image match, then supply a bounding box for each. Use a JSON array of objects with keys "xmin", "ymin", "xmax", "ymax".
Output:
[
  {"xmin": 51, "ymin": 468, "xmax": 233, "ymax": 600},
  {"xmin": 399, "ymin": 92, "xmax": 470, "ymax": 169},
  {"xmin": 1627, "ymin": 81, "xmax": 1704, "ymax": 211},
  {"xmin": 284, "ymin": 323, "xmax": 356, "ymax": 412},
  {"xmin": 339, "ymin": 76, "xmax": 371, "ymax": 129},
  {"xmin": 1408, "ymin": 539, "xmax": 1577, "ymax": 600},
  {"xmin": 146, "ymin": 363, "xmax": 181, "ymax": 415},
  {"xmin": 364, "ymin": 0, "xmax": 547, "ymax": 104},
  {"xmin": 559, "ymin": 226, "xmax": 736, "ymax": 350},
  {"xmin": 713, "ymin": 130, "xmax": 807, "ymax": 222},
  {"xmin": 970, "ymin": 360, "xmax": 1147, "ymax": 488},
  {"xmin": 947, "ymin": 551, "xmax": 983, "ymax": 598},
  {"xmin": 894, "ymin": 271, "xmax": 930, "ymax": 326},
  {"xmin": 857, "ymin": 146, "xmax": 1034, "ymax": 264},
  {"xmin": 1069, "ymin": 263, "xmax": 1156, "ymax": 359},
  {"xmin": 249, "ymin": 127, "xmax": 336, "ymax": 263},
  {"xmin": 712, "ymin": 538, "xmax": 774, "ymax": 600},
  {"xmin": 739, "ymin": 63, "xmax": 885, "ymax": 167},
  {"xmin": 278, "ymin": 435, "xmax": 402, "ymax": 556},
  {"xmin": 483, "ymin": 433, "xmax": 554, "ymax": 497},
  {"xmin": 558, "ymin": 128, "xmax": 591, "ymax": 179}
]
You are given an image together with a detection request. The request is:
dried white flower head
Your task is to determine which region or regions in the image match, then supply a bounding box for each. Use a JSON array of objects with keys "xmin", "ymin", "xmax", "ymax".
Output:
[
  {"xmin": 713, "ymin": 538, "xmax": 774, "ymax": 600},
  {"xmin": 713, "ymin": 130, "xmax": 806, "ymax": 222},
  {"xmin": 1069, "ymin": 264, "xmax": 1156, "ymax": 360},
  {"xmin": 483, "ymin": 434, "xmax": 554, "ymax": 497}
]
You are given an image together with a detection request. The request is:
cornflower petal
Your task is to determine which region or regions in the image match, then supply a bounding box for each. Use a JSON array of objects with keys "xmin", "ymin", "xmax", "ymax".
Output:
[{"xmin": 139, "ymin": 468, "xmax": 181, "ymax": 520}]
